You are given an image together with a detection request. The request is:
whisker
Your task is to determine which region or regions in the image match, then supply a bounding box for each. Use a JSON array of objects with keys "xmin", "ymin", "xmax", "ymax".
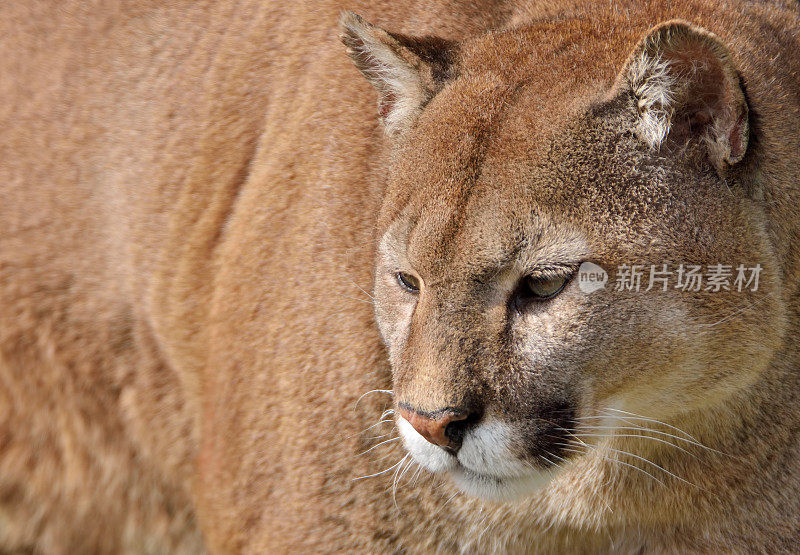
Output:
[
  {"xmin": 350, "ymin": 280, "xmax": 375, "ymax": 301},
  {"xmin": 556, "ymin": 443, "xmax": 666, "ymax": 487},
  {"xmin": 595, "ymin": 412, "xmax": 734, "ymax": 460},
  {"xmin": 573, "ymin": 414, "xmax": 697, "ymax": 443},
  {"xmin": 371, "ymin": 448, "xmax": 405, "ymax": 465},
  {"xmin": 357, "ymin": 436, "xmax": 400, "ymax": 456},
  {"xmin": 363, "ymin": 418, "xmax": 396, "ymax": 431},
  {"xmin": 332, "ymin": 292, "xmax": 374, "ymax": 306},
  {"xmin": 353, "ymin": 389, "xmax": 394, "ymax": 412},
  {"xmin": 343, "ymin": 417, "xmax": 395, "ymax": 440},
  {"xmin": 546, "ymin": 452, "xmax": 570, "ymax": 465},
  {"xmin": 570, "ymin": 431, "xmax": 699, "ymax": 459},
  {"xmin": 538, "ymin": 454, "xmax": 562, "ymax": 471},
  {"xmin": 397, "ymin": 456, "xmax": 415, "ymax": 486},
  {"xmin": 352, "ymin": 456, "xmax": 407, "ymax": 481},
  {"xmin": 392, "ymin": 454, "xmax": 413, "ymax": 509},
  {"xmin": 362, "ymin": 430, "xmax": 396, "ymax": 441},
  {"xmin": 582, "ymin": 421, "xmax": 730, "ymax": 458},
  {"xmin": 599, "ymin": 444, "xmax": 697, "ymax": 489},
  {"xmin": 698, "ymin": 295, "xmax": 770, "ymax": 328},
  {"xmin": 598, "ymin": 408, "xmax": 702, "ymax": 442},
  {"xmin": 546, "ymin": 448, "xmax": 613, "ymax": 513},
  {"xmin": 441, "ymin": 487, "xmax": 462, "ymax": 509},
  {"xmin": 558, "ymin": 427, "xmax": 702, "ymax": 489}
]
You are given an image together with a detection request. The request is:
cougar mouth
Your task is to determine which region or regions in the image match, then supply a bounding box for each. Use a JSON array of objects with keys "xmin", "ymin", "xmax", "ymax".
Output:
[
  {"xmin": 397, "ymin": 416, "xmax": 562, "ymax": 501},
  {"xmin": 450, "ymin": 464, "xmax": 554, "ymax": 501}
]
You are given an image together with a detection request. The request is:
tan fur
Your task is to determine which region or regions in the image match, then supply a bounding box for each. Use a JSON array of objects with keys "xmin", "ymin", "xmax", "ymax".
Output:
[{"xmin": 1, "ymin": 1, "xmax": 799, "ymax": 553}]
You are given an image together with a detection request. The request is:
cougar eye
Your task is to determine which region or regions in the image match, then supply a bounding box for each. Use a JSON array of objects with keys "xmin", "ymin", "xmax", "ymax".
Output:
[
  {"xmin": 396, "ymin": 272, "xmax": 420, "ymax": 293},
  {"xmin": 514, "ymin": 272, "xmax": 570, "ymax": 309}
]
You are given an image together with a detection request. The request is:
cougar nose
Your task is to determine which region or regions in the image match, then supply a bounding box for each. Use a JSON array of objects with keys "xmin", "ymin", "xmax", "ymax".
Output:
[{"xmin": 398, "ymin": 405, "xmax": 475, "ymax": 452}]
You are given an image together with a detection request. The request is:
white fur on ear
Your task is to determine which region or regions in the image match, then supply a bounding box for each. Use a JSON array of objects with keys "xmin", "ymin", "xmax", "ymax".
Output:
[
  {"xmin": 620, "ymin": 20, "xmax": 749, "ymax": 169},
  {"xmin": 627, "ymin": 51, "xmax": 678, "ymax": 148},
  {"xmin": 339, "ymin": 12, "xmax": 454, "ymax": 136}
]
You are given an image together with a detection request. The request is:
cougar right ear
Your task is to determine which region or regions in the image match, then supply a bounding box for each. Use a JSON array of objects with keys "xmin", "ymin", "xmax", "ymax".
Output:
[
  {"xmin": 339, "ymin": 11, "xmax": 458, "ymax": 136},
  {"xmin": 617, "ymin": 20, "xmax": 749, "ymax": 170}
]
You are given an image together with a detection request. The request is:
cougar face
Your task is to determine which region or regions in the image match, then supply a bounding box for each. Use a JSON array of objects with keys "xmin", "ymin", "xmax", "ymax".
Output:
[{"xmin": 348, "ymin": 16, "xmax": 784, "ymax": 501}]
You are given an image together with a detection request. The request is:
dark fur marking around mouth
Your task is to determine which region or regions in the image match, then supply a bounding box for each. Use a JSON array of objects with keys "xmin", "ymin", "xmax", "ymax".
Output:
[{"xmin": 525, "ymin": 401, "xmax": 577, "ymax": 466}]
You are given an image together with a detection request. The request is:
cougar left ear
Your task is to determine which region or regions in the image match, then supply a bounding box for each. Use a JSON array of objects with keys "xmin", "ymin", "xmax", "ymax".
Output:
[
  {"xmin": 339, "ymin": 11, "xmax": 458, "ymax": 136},
  {"xmin": 617, "ymin": 20, "xmax": 749, "ymax": 169}
]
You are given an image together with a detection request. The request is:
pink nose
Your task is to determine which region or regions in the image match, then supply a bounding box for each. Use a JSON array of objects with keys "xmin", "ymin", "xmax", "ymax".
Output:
[{"xmin": 399, "ymin": 406, "xmax": 469, "ymax": 450}]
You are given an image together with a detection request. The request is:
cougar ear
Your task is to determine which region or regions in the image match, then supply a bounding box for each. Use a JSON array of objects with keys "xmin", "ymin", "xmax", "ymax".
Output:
[
  {"xmin": 339, "ymin": 11, "xmax": 457, "ymax": 136},
  {"xmin": 618, "ymin": 20, "xmax": 749, "ymax": 169}
]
